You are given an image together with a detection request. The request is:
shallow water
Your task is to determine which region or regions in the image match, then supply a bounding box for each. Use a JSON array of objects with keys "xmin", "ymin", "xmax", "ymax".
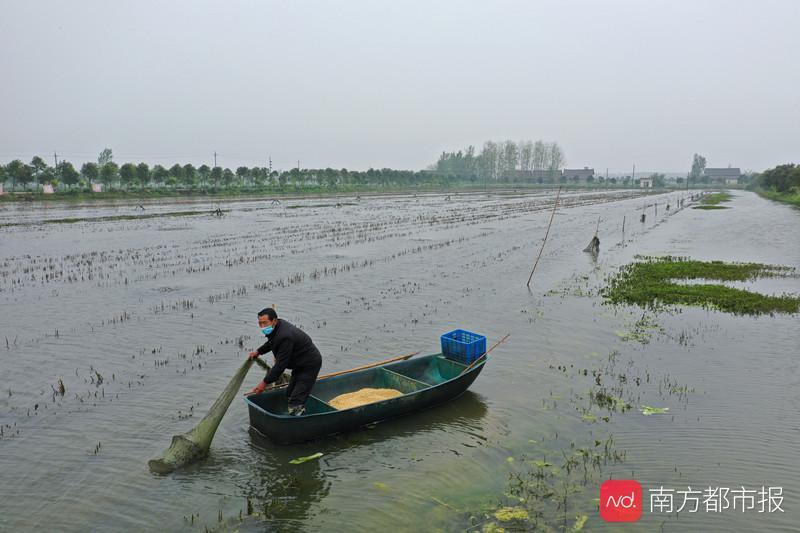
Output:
[{"xmin": 1, "ymin": 190, "xmax": 797, "ymax": 531}]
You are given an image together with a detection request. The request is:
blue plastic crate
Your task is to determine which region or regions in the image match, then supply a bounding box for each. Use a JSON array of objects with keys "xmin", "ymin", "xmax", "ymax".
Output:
[{"xmin": 440, "ymin": 329, "xmax": 487, "ymax": 365}]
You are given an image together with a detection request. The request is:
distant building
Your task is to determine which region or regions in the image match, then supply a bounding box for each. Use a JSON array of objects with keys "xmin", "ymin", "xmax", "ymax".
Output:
[
  {"xmin": 704, "ymin": 167, "xmax": 740, "ymax": 184},
  {"xmin": 91, "ymin": 183, "xmax": 103, "ymax": 193},
  {"xmin": 639, "ymin": 177, "xmax": 654, "ymax": 188},
  {"xmin": 501, "ymin": 169, "xmax": 562, "ymax": 183},
  {"xmin": 43, "ymin": 184, "xmax": 54, "ymax": 194},
  {"xmin": 562, "ymin": 167, "xmax": 595, "ymax": 183},
  {"xmin": 532, "ymin": 169, "xmax": 562, "ymax": 182}
]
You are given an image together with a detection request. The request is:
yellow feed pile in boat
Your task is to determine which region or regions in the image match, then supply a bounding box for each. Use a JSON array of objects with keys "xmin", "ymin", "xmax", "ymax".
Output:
[{"xmin": 329, "ymin": 388, "xmax": 403, "ymax": 410}]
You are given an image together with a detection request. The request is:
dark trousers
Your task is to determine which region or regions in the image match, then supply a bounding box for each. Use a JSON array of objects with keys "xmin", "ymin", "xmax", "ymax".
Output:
[{"xmin": 286, "ymin": 358, "xmax": 322, "ymax": 408}]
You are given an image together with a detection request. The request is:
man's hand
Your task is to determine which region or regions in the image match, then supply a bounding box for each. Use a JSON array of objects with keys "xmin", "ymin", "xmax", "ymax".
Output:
[
  {"xmin": 247, "ymin": 381, "xmax": 267, "ymax": 396},
  {"xmin": 248, "ymin": 351, "xmax": 260, "ymax": 360}
]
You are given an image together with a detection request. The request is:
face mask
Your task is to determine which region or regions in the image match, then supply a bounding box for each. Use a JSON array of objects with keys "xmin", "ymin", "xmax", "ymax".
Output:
[{"xmin": 261, "ymin": 326, "xmax": 273, "ymax": 336}]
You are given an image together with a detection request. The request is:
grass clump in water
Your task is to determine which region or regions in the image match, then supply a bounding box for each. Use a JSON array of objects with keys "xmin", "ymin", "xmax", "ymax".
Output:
[
  {"xmin": 700, "ymin": 192, "xmax": 732, "ymax": 205},
  {"xmin": 693, "ymin": 192, "xmax": 732, "ymax": 210},
  {"xmin": 494, "ymin": 506, "xmax": 529, "ymax": 521},
  {"xmin": 693, "ymin": 204, "xmax": 729, "ymax": 210},
  {"xmin": 602, "ymin": 256, "xmax": 800, "ymax": 315}
]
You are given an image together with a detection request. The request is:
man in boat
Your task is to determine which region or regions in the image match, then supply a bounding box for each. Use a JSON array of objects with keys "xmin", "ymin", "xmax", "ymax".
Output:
[{"xmin": 247, "ymin": 308, "xmax": 322, "ymax": 416}]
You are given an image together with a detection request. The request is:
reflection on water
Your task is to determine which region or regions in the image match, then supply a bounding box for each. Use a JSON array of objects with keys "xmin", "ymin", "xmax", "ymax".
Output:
[
  {"xmin": 1, "ymin": 191, "xmax": 798, "ymax": 531},
  {"xmin": 248, "ymin": 390, "xmax": 489, "ymax": 454},
  {"xmin": 232, "ymin": 393, "xmax": 489, "ymax": 530}
]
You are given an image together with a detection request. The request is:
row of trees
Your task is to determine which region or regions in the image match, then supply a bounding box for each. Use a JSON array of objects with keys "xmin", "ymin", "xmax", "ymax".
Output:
[
  {"xmin": 752, "ymin": 164, "xmax": 800, "ymax": 193},
  {"xmin": 433, "ymin": 140, "xmax": 566, "ymax": 181},
  {"xmin": 0, "ymin": 149, "xmax": 465, "ymax": 193}
]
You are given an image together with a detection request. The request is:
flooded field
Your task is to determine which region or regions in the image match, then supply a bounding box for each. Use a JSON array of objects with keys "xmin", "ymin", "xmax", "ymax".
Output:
[{"xmin": 1, "ymin": 189, "xmax": 797, "ymax": 531}]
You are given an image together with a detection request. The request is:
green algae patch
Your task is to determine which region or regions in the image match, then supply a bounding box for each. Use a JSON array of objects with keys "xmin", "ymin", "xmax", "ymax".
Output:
[
  {"xmin": 289, "ymin": 452, "xmax": 324, "ymax": 465},
  {"xmin": 602, "ymin": 256, "xmax": 800, "ymax": 315},
  {"xmin": 700, "ymin": 192, "xmax": 732, "ymax": 205},
  {"xmin": 494, "ymin": 506, "xmax": 529, "ymax": 522},
  {"xmin": 693, "ymin": 205, "xmax": 729, "ymax": 210},
  {"xmin": 640, "ymin": 405, "xmax": 670, "ymax": 416},
  {"xmin": 572, "ymin": 514, "xmax": 589, "ymax": 531},
  {"xmin": 693, "ymin": 192, "xmax": 733, "ymax": 210}
]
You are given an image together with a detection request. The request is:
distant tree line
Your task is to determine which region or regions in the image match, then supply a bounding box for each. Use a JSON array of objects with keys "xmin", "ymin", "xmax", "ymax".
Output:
[
  {"xmin": 433, "ymin": 140, "xmax": 566, "ymax": 181},
  {"xmin": 0, "ymin": 148, "xmax": 466, "ymax": 193},
  {"xmin": 751, "ymin": 163, "xmax": 800, "ymax": 194}
]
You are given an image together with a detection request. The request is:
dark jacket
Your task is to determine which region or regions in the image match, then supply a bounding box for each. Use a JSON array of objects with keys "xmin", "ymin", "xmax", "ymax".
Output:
[{"xmin": 257, "ymin": 319, "xmax": 322, "ymax": 384}]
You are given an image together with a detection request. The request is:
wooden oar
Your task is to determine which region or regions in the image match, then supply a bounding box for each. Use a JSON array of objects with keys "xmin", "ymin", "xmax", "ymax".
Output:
[
  {"xmin": 251, "ymin": 351, "xmax": 421, "ymax": 392},
  {"xmin": 459, "ymin": 333, "xmax": 510, "ymax": 375}
]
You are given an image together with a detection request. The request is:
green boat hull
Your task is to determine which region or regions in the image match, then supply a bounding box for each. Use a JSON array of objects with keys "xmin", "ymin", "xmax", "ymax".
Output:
[{"xmin": 244, "ymin": 353, "xmax": 486, "ymax": 444}]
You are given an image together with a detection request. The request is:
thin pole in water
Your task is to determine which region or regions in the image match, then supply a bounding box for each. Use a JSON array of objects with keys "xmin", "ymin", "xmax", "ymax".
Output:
[{"xmin": 527, "ymin": 186, "xmax": 562, "ymax": 288}]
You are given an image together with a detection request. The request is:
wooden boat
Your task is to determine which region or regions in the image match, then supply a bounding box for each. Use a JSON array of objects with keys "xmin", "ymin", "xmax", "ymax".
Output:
[{"xmin": 244, "ymin": 353, "xmax": 487, "ymax": 444}]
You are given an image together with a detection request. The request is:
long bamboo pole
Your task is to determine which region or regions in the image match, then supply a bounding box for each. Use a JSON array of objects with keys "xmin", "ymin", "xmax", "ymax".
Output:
[
  {"xmin": 527, "ymin": 187, "xmax": 562, "ymax": 287},
  {"xmin": 459, "ymin": 334, "xmax": 510, "ymax": 375},
  {"xmin": 251, "ymin": 351, "xmax": 421, "ymax": 393},
  {"xmin": 317, "ymin": 351, "xmax": 420, "ymax": 380}
]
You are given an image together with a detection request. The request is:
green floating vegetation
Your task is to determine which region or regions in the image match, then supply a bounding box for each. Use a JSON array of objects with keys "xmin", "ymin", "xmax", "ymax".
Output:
[
  {"xmin": 572, "ymin": 514, "xmax": 589, "ymax": 531},
  {"xmin": 692, "ymin": 205, "xmax": 729, "ymax": 210},
  {"xmin": 494, "ymin": 506, "xmax": 529, "ymax": 522},
  {"xmin": 614, "ymin": 314, "xmax": 663, "ymax": 344},
  {"xmin": 289, "ymin": 452, "xmax": 323, "ymax": 464},
  {"xmin": 693, "ymin": 192, "xmax": 732, "ymax": 210},
  {"xmin": 602, "ymin": 256, "xmax": 800, "ymax": 315},
  {"xmin": 640, "ymin": 405, "xmax": 669, "ymax": 416},
  {"xmin": 700, "ymin": 191, "xmax": 732, "ymax": 205}
]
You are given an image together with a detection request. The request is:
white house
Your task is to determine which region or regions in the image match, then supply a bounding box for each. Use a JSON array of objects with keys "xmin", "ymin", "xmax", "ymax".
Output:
[{"xmin": 639, "ymin": 177, "xmax": 654, "ymax": 188}]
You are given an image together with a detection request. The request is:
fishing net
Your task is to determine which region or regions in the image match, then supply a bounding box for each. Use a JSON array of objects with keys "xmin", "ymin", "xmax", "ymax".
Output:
[
  {"xmin": 583, "ymin": 235, "xmax": 600, "ymax": 253},
  {"xmin": 148, "ymin": 358, "xmax": 289, "ymax": 474},
  {"xmin": 329, "ymin": 388, "xmax": 403, "ymax": 410}
]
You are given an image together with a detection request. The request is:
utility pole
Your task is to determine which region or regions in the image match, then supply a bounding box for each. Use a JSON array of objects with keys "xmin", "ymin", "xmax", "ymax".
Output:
[
  {"xmin": 268, "ymin": 156, "xmax": 272, "ymax": 174},
  {"xmin": 213, "ymin": 151, "xmax": 217, "ymax": 167},
  {"xmin": 632, "ymin": 164, "xmax": 636, "ymax": 182},
  {"xmin": 53, "ymin": 151, "xmax": 59, "ymax": 180},
  {"xmin": 297, "ymin": 160, "xmax": 300, "ymax": 170}
]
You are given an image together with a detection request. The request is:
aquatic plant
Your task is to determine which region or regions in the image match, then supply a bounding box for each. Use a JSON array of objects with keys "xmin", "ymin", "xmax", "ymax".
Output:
[
  {"xmin": 288, "ymin": 452, "xmax": 323, "ymax": 465},
  {"xmin": 602, "ymin": 256, "xmax": 800, "ymax": 315},
  {"xmin": 494, "ymin": 506, "xmax": 528, "ymax": 521},
  {"xmin": 699, "ymin": 192, "xmax": 732, "ymax": 205},
  {"xmin": 640, "ymin": 405, "xmax": 669, "ymax": 415}
]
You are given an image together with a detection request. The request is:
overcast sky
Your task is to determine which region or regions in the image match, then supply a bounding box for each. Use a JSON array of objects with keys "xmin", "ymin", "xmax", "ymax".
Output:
[{"xmin": 1, "ymin": 0, "xmax": 798, "ymax": 173}]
